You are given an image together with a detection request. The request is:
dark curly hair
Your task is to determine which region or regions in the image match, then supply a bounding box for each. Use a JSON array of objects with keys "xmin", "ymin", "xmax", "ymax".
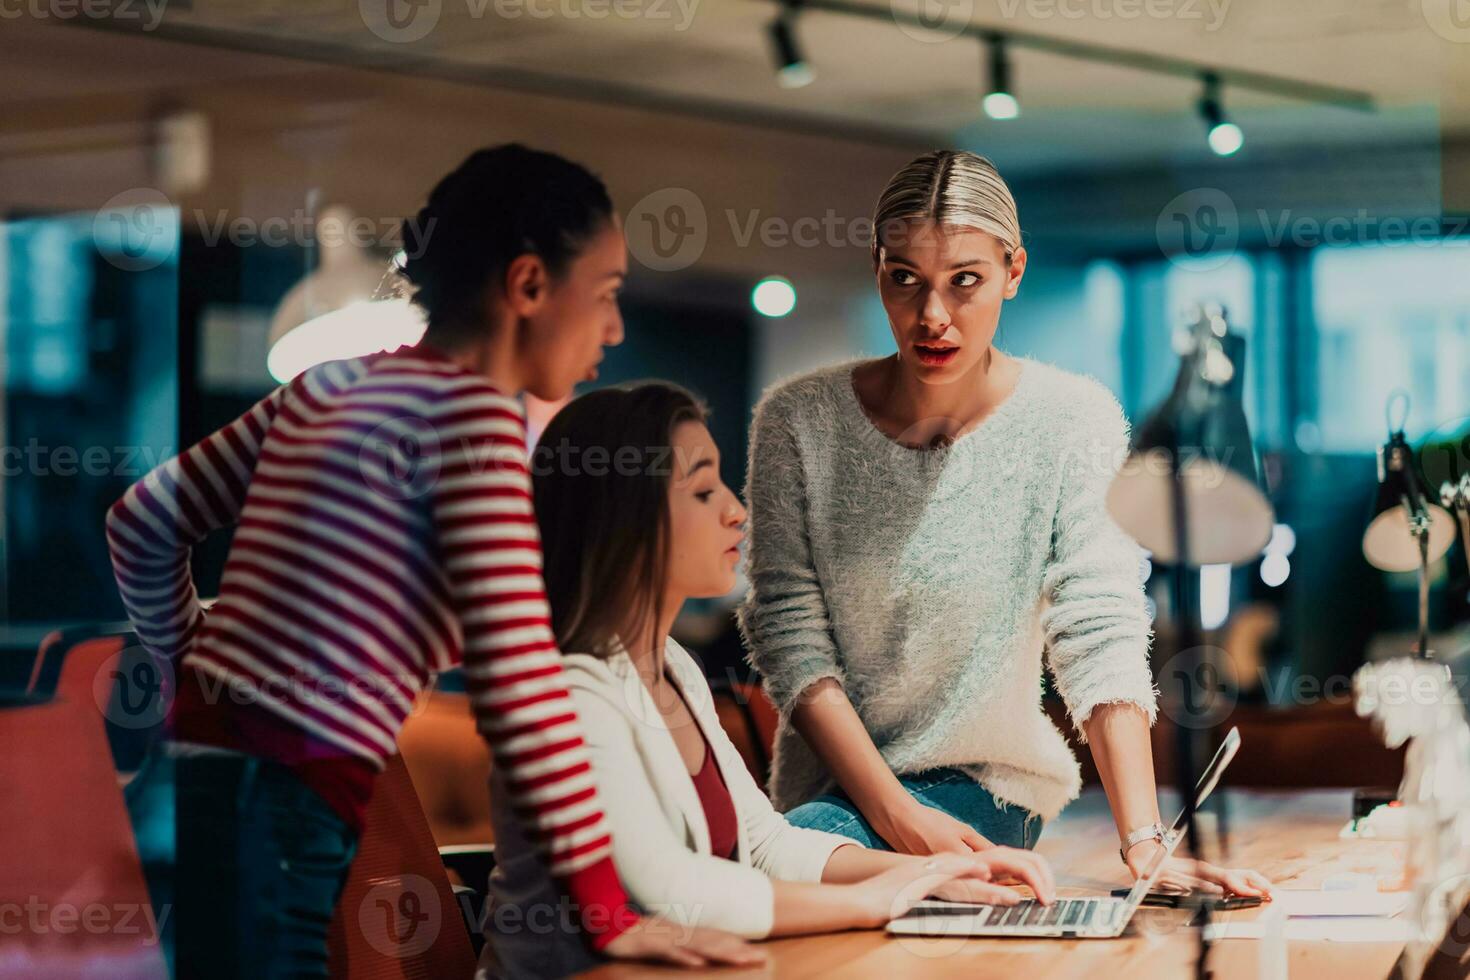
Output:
[{"xmin": 399, "ymin": 144, "xmax": 614, "ymax": 347}]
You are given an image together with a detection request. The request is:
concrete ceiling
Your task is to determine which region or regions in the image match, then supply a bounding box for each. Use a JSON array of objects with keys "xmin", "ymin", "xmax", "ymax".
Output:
[
  {"xmin": 4, "ymin": 0, "xmax": 1466, "ymax": 174},
  {"xmin": 1, "ymin": 2, "xmax": 1465, "ymax": 299}
]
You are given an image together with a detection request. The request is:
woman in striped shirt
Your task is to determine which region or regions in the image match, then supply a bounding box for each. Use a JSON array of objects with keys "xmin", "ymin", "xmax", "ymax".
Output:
[{"xmin": 109, "ymin": 145, "xmax": 760, "ymax": 978}]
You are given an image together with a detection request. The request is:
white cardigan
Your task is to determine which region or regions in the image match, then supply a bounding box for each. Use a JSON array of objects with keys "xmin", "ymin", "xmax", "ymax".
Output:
[{"xmin": 480, "ymin": 637, "xmax": 854, "ymax": 979}]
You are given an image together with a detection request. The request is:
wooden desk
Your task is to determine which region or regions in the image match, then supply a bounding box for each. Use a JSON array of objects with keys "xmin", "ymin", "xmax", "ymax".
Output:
[{"xmin": 583, "ymin": 789, "xmax": 1409, "ymax": 979}]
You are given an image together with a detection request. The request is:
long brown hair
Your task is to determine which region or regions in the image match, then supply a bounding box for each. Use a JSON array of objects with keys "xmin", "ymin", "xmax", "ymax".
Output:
[{"xmin": 531, "ymin": 382, "xmax": 708, "ymax": 659}]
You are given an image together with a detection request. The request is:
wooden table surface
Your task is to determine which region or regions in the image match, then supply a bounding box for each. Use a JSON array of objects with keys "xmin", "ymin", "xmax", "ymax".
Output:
[{"xmin": 582, "ymin": 789, "xmax": 1410, "ymax": 980}]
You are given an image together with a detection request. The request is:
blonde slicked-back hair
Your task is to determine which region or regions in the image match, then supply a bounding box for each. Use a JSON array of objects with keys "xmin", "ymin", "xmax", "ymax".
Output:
[{"xmin": 870, "ymin": 150, "xmax": 1022, "ymax": 268}]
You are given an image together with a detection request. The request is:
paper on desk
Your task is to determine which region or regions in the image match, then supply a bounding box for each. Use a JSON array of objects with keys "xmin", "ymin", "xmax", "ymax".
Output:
[
  {"xmin": 1271, "ymin": 890, "xmax": 1409, "ymax": 918},
  {"xmin": 1204, "ymin": 889, "xmax": 1412, "ymax": 943},
  {"xmin": 1206, "ymin": 917, "xmax": 1414, "ymax": 943}
]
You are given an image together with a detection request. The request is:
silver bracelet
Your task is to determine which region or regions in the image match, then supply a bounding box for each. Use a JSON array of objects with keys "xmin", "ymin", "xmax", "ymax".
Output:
[{"xmin": 1119, "ymin": 822, "xmax": 1168, "ymax": 865}]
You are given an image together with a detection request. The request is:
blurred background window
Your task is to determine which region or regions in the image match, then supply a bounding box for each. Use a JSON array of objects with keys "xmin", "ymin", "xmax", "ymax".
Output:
[
  {"xmin": 1309, "ymin": 240, "xmax": 1470, "ymax": 453},
  {"xmin": 0, "ymin": 210, "xmax": 177, "ymax": 638}
]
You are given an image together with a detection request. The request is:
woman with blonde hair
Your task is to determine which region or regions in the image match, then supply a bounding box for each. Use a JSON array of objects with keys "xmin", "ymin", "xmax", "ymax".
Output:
[{"xmin": 739, "ymin": 149, "xmax": 1273, "ymax": 896}]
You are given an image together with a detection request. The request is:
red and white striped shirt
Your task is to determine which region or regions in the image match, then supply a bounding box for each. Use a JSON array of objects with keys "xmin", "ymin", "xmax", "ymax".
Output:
[{"xmin": 106, "ymin": 345, "xmax": 633, "ymax": 946}]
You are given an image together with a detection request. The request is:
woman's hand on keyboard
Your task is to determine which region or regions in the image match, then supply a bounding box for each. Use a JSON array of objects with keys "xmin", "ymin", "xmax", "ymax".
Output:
[
  {"xmin": 848, "ymin": 854, "xmax": 1024, "ymax": 927},
  {"xmin": 929, "ymin": 847, "xmax": 1057, "ymax": 905}
]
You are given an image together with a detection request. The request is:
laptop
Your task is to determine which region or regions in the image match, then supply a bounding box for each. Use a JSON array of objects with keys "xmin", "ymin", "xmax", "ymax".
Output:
[{"xmin": 886, "ymin": 726, "xmax": 1242, "ymax": 940}]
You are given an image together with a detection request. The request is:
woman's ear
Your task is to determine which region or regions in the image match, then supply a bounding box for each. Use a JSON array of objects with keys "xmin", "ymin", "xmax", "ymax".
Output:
[
  {"xmin": 1003, "ymin": 246, "xmax": 1028, "ymax": 300},
  {"xmin": 501, "ymin": 253, "xmax": 551, "ymax": 317}
]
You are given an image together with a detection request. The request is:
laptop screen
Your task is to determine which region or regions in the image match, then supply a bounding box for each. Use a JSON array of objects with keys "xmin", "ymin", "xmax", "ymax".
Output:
[
  {"xmin": 1121, "ymin": 726, "xmax": 1242, "ymax": 913},
  {"xmin": 1168, "ymin": 727, "xmax": 1242, "ymax": 837}
]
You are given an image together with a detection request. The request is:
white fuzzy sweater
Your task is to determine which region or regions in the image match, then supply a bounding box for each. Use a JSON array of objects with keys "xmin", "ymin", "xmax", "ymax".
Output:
[{"xmin": 736, "ymin": 355, "xmax": 1158, "ymax": 823}]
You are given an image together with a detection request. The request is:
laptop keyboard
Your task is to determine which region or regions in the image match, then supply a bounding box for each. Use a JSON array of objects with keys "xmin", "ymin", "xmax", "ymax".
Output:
[
  {"xmin": 989, "ymin": 898, "xmax": 1098, "ymax": 928},
  {"xmin": 909, "ymin": 898, "xmax": 1103, "ymax": 930}
]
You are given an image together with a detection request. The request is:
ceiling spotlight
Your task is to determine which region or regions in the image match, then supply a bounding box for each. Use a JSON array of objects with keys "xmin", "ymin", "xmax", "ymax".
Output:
[
  {"xmin": 1199, "ymin": 73, "xmax": 1243, "ymax": 156},
  {"xmin": 983, "ymin": 35, "xmax": 1019, "ymax": 120},
  {"xmin": 752, "ymin": 276, "xmax": 797, "ymax": 317},
  {"xmin": 768, "ymin": 7, "xmax": 814, "ymax": 89}
]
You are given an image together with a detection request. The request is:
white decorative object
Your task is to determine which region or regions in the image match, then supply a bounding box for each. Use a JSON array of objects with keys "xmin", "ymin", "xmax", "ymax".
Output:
[{"xmin": 1355, "ymin": 658, "xmax": 1470, "ymax": 979}]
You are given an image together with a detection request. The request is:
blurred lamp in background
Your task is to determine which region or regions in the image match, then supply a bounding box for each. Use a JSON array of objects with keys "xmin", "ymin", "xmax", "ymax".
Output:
[
  {"xmin": 1106, "ymin": 305, "xmax": 1274, "ymax": 564},
  {"xmin": 150, "ymin": 106, "xmax": 211, "ymax": 197},
  {"xmin": 767, "ymin": 4, "xmax": 814, "ymax": 89},
  {"xmin": 1442, "ymin": 475, "xmax": 1470, "ymax": 583},
  {"xmin": 1362, "ymin": 394, "xmax": 1456, "ymax": 659},
  {"xmin": 1199, "ymin": 73, "xmax": 1244, "ymax": 158},
  {"xmin": 266, "ymin": 205, "xmax": 425, "ymax": 382},
  {"xmin": 267, "ymin": 298, "xmax": 426, "ymax": 384},
  {"xmin": 982, "ymin": 35, "xmax": 1020, "ymax": 121},
  {"xmin": 1364, "ymin": 430, "xmax": 1455, "ymax": 571},
  {"xmin": 1260, "ymin": 522, "xmax": 1296, "ymax": 588}
]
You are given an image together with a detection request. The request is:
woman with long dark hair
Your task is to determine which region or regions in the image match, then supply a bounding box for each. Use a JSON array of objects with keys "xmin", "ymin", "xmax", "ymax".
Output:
[
  {"xmin": 482, "ymin": 381, "xmax": 1055, "ymax": 978},
  {"xmin": 108, "ymin": 145, "xmax": 760, "ymax": 977}
]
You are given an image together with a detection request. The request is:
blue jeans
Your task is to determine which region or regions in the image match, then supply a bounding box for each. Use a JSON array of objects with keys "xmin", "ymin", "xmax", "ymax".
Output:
[
  {"xmin": 785, "ymin": 768, "xmax": 1042, "ymax": 850},
  {"xmin": 126, "ymin": 745, "xmax": 360, "ymax": 979}
]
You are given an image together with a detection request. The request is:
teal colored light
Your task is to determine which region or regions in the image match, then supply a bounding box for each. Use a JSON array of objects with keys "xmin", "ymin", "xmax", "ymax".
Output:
[
  {"xmin": 752, "ymin": 277, "xmax": 797, "ymax": 317},
  {"xmin": 1208, "ymin": 121, "xmax": 1244, "ymax": 156},
  {"xmin": 983, "ymin": 91, "xmax": 1020, "ymax": 120}
]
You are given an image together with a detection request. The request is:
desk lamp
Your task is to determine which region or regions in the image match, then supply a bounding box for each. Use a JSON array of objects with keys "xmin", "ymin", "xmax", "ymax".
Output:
[
  {"xmin": 1106, "ymin": 303, "xmax": 1275, "ymax": 980},
  {"xmin": 1362, "ymin": 394, "xmax": 1455, "ymax": 660}
]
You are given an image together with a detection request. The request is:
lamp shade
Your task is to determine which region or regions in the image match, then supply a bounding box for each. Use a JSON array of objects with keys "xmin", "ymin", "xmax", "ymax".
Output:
[
  {"xmin": 1106, "ymin": 308, "xmax": 1274, "ymax": 566},
  {"xmin": 266, "ymin": 298, "xmax": 426, "ymax": 384},
  {"xmin": 1362, "ymin": 430, "xmax": 1455, "ymax": 573},
  {"xmin": 266, "ymin": 205, "xmax": 417, "ymax": 382}
]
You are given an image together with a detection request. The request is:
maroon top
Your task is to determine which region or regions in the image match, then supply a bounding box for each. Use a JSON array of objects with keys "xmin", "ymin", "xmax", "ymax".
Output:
[
  {"xmin": 671, "ymin": 677, "xmax": 739, "ymax": 860},
  {"xmin": 689, "ymin": 737, "xmax": 740, "ymax": 861}
]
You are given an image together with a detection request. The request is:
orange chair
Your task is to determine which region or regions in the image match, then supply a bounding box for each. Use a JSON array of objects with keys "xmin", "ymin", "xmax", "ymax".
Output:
[
  {"xmin": 27, "ymin": 623, "xmax": 162, "ymax": 774},
  {"xmin": 17, "ymin": 624, "xmax": 487, "ymax": 976},
  {"xmin": 710, "ymin": 679, "xmax": 779, "ymax": 792},
  {"xmin": 27, "ymin": 621, "xmax": 132, "ymax": 696},
  {"xmin": 326, "ymin": 753, "xmax": 478, "ymax": 979},
  {"xmin": 0, "ymin": 687, "xmax": 165, "ymax": 977},
  {"xmin": 740, "ymin": 681, "xmax": 780, "ymax": 764},
  {"xmin": 394, "ymin": 688, "xmax": 500, "ymax": 955}
]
